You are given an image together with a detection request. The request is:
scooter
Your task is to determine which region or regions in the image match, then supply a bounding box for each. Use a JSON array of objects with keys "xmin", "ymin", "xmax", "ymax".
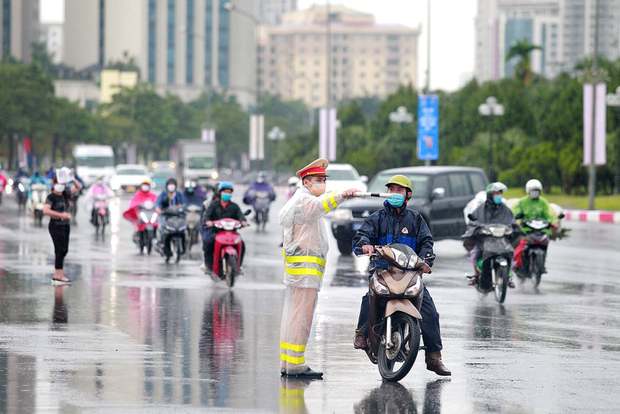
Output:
[
  {"xmin": 252, "ymin": 191, "xmax": 272, "ymax": 232},
  {"xmin": 363, "ymin": 244, "xmax": 430, "ymax": 382},
  {"xmin": 514, "ymin": 218, "xmax": 551, "ymax": 287},
  {"xmin": 91, "ymin": 194, "xmax": 110, "ymax": 237},
  {"xmin": 463, "ymin": 217, "xmax": 515, "ymax": 304},
  {"xmin": 134, "ymin": 201, "xmax": 158, "ymax": 255},
  {"xmin": 158, "ymin": 206, "xmax": 187, "ymax": 263},
  {"xmin": 15, "ymin": 178, "xmax": 29, "ymax": 211},
  {"xmin": 30, "ymin": 183, "xmax": 49, "ymax": 227},
  {"xmin": 185, "ymin": 204, "xmax": 202, "ymax": 257},
  {"xmin": 210, "ymin": 216, "xmax": 249, "ymax": 288}
]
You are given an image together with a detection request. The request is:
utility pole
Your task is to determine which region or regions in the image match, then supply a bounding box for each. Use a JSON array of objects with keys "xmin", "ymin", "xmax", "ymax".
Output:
[
  {"xmin": 325, "ymin": 0, "xmax": 332, "ymax": 159},
  {"xmin": 587, "ymin": 0, "xmax": 599, "ymax": 210},
  {"xmin": 424, "ymin": 0, "xmax": 431, "ymax": 167}
]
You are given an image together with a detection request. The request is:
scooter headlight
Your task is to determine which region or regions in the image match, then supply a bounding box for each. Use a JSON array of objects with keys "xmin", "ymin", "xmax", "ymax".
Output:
[
  {"xmin": 139, "ymin": 212, "xmax": 148, "ymax": 223},
  {"xmin": 150, "ymin": 213, "xmax": 158, "ymax": 224},
  {"xmin": 371, "ymin": 276, "xmax": 389, "ymax": 295},
  {"xmin": 404, "ymin": 276, "xmax": 422, "ymax": 297}
]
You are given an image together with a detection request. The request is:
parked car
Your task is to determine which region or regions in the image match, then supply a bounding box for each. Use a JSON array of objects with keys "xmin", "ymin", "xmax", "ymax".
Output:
[
  {"xmin": 330, "ymin": 166, "xmax": 488, "ymax": 255},
  {"xmin": 111, "ymin": 164, "xmax": 150, "ymax": 193},
  {"xmin": 326, "ymin": 163, "xmax": 368, "ymax": 194}
]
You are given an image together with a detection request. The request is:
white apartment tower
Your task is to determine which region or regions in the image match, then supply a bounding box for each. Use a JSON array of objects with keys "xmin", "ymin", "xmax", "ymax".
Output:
[
  {"xmin": 258, "ymin": 5, "xmax": 419, "ymax": 108},
  {"xmin": 260, "ymin": 0, "xmax": 297, "ymax": 25},
  {"xmin": 63, "ymin": 0, "xmax": 257, "ymax": 105},
  {"xmin": 475, "ymin": 0, "xmax": 620, "ymax": 82}
]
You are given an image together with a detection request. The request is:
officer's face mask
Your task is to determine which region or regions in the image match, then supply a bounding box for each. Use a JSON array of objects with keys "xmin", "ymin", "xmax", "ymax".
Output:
[
  {"xmin": 306, "ymin": 177, "xmax": 327, "ymax": 196},
  {"xmin": 221, "ymin": 192, "xmax": 232, "ymax": 202},
  {"xmin": 167, "ymin": 184, "xmax": 176, "ymax": 193},
  {"xmin": 53, "ymin": 183, "xmax": 65, "ymax": 193},
  {"xmin": 529, "ymin": 190, "xmax": 541, "ymax": 199}
]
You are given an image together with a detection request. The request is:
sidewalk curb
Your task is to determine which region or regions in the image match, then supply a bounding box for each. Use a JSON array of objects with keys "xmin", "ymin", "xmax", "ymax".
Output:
[{"xmin": 563, "ymin": 209, "xmax": 620, "ymax": 224}]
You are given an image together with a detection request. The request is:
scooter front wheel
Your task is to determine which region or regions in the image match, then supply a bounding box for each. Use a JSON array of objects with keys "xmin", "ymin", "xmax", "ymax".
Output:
[
  {"xmin": 225, "ymin": 255, "xmax": 237, "ymax": 288},
  {"xmin": 377, "ymin": 312, "xmax": 420, "ymax": 382}
]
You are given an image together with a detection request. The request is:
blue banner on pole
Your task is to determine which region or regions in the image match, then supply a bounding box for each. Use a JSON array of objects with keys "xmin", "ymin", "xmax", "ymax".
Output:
[{"xmin": 417, "ymin": 95, "xmax": 439, "ymax": 161}]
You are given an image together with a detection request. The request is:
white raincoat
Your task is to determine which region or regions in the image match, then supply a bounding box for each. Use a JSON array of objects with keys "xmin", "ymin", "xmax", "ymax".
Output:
[{"xmin": 279, "ymin": 186, "xmax": 344, "ymax": 374}]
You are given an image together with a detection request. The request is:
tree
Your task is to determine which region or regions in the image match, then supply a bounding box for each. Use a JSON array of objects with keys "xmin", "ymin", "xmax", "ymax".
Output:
[{"xmin": 506, "ymin": 39, "xmax": 542, "ymax": 85}]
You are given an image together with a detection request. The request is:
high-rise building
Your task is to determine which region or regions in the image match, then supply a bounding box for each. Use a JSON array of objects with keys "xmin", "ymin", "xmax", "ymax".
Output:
[
  {"xmin": 475, "ymin": 0, "xmax": 620, "ymax": 82},
  {"xmin": 0, "ymin": 0, "xmax": 40, "ymax": 62},
  {"xmin": 40, "ymin": 22, "xmax": 63, "ymax": 64},
  {"xmin": 259, "ymin": 0, "xmax": 297, "ymax": 25},
  {"xmin": 258, "ymin": 5, "xmax": 418, "ymax": 108},
  {"xmin": 63, "ymin": 0, "xmax": 257, "ymax": 105}
]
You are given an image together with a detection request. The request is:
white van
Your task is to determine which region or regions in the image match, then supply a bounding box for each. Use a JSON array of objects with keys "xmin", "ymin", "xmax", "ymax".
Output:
[{"xmin": 73, "ymin": 145, "xmax": 115, "ymax": 187}]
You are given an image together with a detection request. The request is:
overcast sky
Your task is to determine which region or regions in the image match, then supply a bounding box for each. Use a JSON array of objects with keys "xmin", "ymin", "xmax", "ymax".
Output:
[{"xmin": 40, "ymin": 0, "xmax": 476, "ymax": 91}]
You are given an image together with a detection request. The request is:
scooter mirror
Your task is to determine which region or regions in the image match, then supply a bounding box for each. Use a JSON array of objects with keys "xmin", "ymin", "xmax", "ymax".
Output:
[{"xmin": 244, "ymin": 209, "xmax": 252, "ymax": 216}]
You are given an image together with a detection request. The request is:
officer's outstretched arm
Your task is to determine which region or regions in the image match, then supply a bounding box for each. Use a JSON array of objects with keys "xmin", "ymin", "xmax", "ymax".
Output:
[{"xmin": 304, "ymin": 191, "xmax": 345, "ymax": 220}]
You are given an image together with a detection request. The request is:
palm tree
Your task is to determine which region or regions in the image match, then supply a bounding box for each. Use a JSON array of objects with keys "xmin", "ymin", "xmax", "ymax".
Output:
[{"xmin": 506, "ymin": 39, "xmax": 542, "ymax": 85}]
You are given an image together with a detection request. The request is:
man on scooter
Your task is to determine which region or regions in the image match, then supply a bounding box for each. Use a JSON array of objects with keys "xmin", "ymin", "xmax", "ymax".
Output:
[
  {"xmin": 183, "ymin": 181, "xmax": 206, "ymax": 206},
  {"xmin": 200, "ymin": 181, "xmax": 247, "ymax": 274},
  {"xmin": 156, "ymin": 178, "xmax": 186, "ymax": 256},
  {"xmin": 352, "ymin": 174, "xmax": 451, "ymax": 376},
  {"xmin": 243, "ymin": 171, "xmax": 276, "ymax": 206},
  {"xmin": 512, "ymin": 179, "xmax": 557, "ymax": 273},
  {"xmin": 467, "ymin": 182, "xmax": 516, "ymax": 287}
]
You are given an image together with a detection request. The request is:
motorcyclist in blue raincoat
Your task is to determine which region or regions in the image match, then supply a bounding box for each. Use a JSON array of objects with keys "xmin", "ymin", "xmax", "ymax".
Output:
[{"xmin": 352, "ymin": 174, "xmax": 451, "ymax": 376}]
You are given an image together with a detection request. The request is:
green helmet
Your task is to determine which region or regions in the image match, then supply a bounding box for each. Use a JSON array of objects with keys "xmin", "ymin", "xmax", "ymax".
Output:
[{"xmin": 385, "ymin": 175, "xmax": 413, "ymax": 192}]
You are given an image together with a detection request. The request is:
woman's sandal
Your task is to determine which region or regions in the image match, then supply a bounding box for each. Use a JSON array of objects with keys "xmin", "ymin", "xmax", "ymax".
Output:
[{"xmin": 51, "ymin": 277, "xmax": 71, "ymax": 285}]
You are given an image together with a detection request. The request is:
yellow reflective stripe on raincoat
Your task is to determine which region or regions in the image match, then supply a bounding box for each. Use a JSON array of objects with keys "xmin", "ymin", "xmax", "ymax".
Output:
[
  {"xmin": 284, "ymin": 255, "xmax": 326, "ymax": 267},
  {"xmin": 329, "ymin": 194, "xmax": 338, "ymax": 209},
  {"xmin": 280, "ymin": 353, "xmax": 305, "ymax": 365},
  {"xmin": 322, "ymin": 192, "xmax": 339, "ymax": 213},
  {"xmin": 285, "ymin": 267, "xmax": 324, "ymax": 277},
  {"xmin": 280, "ymin": 342, "xmax": 306, "ymax": 352}
]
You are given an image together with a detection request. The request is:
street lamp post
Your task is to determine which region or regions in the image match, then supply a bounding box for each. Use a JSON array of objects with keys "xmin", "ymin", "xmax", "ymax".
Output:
[
  {"xmin": 267, "ymin": 126, "xmax": 286, "ymax": 172},
  {"xmin": 389, "ymin": 106, "xmax": 414, "ymax": 164},
  {"xmin": 478, "ymin": 96, "xmax": 504, "ymax": 182},
  {"xmin": 607, "ymin": 86, "xmax": 620, "ymax": 194}
]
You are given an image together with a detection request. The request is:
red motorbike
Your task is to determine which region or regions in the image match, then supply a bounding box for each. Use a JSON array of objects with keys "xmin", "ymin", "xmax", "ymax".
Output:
[
  {"xmin": 210, "ymin": 218, "xmax": 247, "ymax": 288},
  {"xmin": 123, "ymin": 200, "xmax": 159, "ymax": 255}
]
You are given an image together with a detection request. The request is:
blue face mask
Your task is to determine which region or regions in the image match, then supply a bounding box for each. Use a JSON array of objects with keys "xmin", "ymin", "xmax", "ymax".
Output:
[
  {"xmin": 492, "ymin": 195, "xmax": 503, "ymax": 205},
  {"xmin": 387, "ymin": 193, "xmax": 405, "ymax": 208},
  {"xmin": 221, "ymin": 193, "xmax": 232, "ymax": 202}
]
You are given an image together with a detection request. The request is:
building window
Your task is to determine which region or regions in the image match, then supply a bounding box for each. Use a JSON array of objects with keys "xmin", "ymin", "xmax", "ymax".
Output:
[
  {"xmin": 98, "ymin": 0, "xmax": 105, "ymax": 67},
  {"xmin": 167, "ymin": 0, "xmax": 176, "ymax": 84},
  {"xmin": 186, "ymin": 0, "xmax": 195, "ymax": 84},
  {"xmin": 218, "ymin": 2, "xmax": 230, "ymax": 88},
  {"xmin": 205, "ymin": 0, "xmax": 213, "ymax": 85},
  {"xmin": 148, "ymin": 0, "xmax": 157, "ymax": 82},
  {"xmin": 2, "ymin": 0, "xmax": 11, "ymax": 57}
]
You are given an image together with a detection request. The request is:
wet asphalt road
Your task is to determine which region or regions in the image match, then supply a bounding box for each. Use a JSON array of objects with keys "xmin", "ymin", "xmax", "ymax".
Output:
[{"xmin": 0, "ymin": 189, "xmax": 619, "ymax": 413}]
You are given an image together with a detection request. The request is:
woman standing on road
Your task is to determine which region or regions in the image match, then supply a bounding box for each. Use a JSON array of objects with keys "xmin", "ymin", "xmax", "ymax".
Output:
[{"xmin": 43, "ymin": 170, "xmax": 81, "ymax": 284}]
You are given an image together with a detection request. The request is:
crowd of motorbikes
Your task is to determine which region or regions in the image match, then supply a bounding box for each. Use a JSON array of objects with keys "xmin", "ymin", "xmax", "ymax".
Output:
[{"xmin": 1, "ymin": 168, "xmax": 568, "ymax": 384}]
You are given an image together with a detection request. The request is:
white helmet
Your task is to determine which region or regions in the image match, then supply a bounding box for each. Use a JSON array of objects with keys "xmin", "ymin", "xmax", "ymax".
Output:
[
  {"xmin": 288, "ymin": 176, "xmax": 299, "ymax": 186},
  {"xmin": 525, "ymin": 179, "xmax": 543, "ymax": 194}
]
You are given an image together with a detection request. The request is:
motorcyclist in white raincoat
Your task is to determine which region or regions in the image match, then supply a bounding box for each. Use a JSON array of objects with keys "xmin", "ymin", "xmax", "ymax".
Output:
[{"xmin": 279, "ymin": 158, "xmax": 357, "ymax": 378}]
